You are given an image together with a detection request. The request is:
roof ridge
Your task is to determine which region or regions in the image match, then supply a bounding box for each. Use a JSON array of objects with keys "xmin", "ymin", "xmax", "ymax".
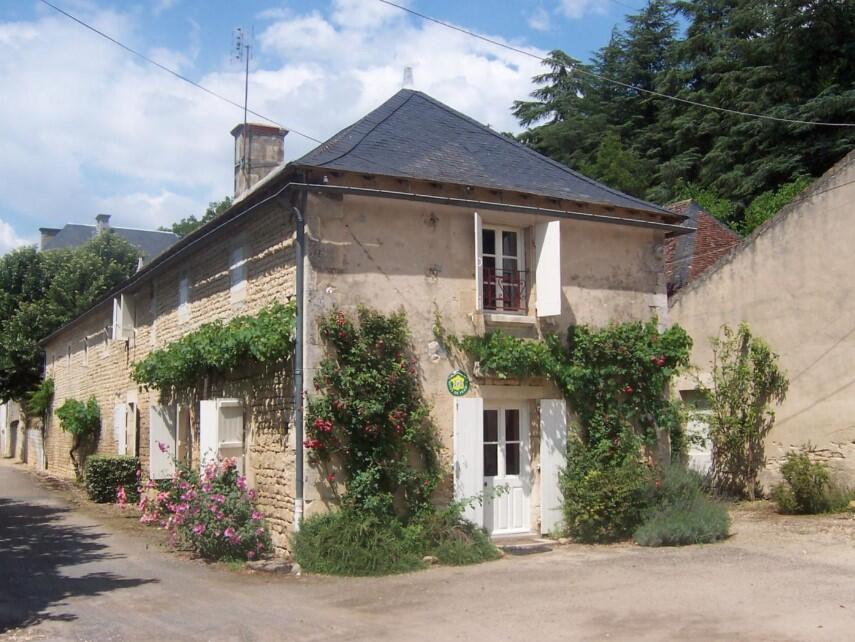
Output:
[{"xmin": 409, "ymin": 89, "xmax": 671, "ymax": 215}]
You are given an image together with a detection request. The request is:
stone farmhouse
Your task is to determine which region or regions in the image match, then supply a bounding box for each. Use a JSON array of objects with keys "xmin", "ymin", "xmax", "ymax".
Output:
[
  {"xmin": 36, "ymin": 89, "xmax": 691, "ymax": 555},
  {"xmin": 671, "ymin": 150, "xmax": 855, "ymax": 488}
]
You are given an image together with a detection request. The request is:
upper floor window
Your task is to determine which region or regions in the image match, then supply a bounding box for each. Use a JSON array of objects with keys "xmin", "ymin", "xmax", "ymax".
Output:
[
  {"xmin": 111, "ymin": 294, "xmax": 135, "ymax": 341},
  {"xmin": 474, "ymin": 213, "xmax": 562, "ymax": 318},
  {"xmin": 481, "ymin": 225, "xmax": 526, "ymax": 313}
]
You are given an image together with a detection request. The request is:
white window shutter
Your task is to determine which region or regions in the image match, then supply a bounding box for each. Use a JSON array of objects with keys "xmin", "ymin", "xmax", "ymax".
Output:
[
  {"xmin": 111, "ymin": 298, "xmax": 122, "ymax": 340},
  {"xmin": 217, "ymin": 399, "xmax": 245, "ymax": 474},
  {"xmin": 199, "ymin": 400, "xmax": 218, "ymax": 472},
  {"xmin": 539, "ymin": 398, "xmax": 567, "ymax": 534},
  {"xmin": 453, "ymin": 396, "xmax": 484, "ymax": 526},
  {"xmin": 113, "ymin": 403, "xmax": 127, "ymax": 455},
  {"xmin": 149, "ymin": 405, "xmax": 177, "ymax": 479},
  {"xmin": 474, "ymin": 212, "xmax": 483, "ymax": 312},
  {"xmin": 229, "ymin": 246, "xmax": 247, "ymax": 305},
  {"xmin": 120, "ymin": 294, "xmax": 134, "ymax": 339},
  {"xmin": 534, "ymin": 220, "xmax": 562, "ymax": 317}
]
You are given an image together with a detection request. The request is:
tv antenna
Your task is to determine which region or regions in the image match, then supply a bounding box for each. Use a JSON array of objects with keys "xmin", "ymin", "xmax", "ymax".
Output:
[{"xmin": 233, "ymin": 26, "xmax": 253, "ymax": 186}]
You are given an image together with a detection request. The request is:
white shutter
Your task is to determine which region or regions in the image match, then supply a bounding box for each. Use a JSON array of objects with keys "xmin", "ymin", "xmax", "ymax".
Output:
[
  {"xmin": 474, "ymin": 212, "xmax": 483, "ymax": 312},
  {"xmin": 120, "ymin": 294, "xmax": 134, "ymax": 339},
  {"xmin": 114, "ymin": 403, "xmax": 127, "ymax": 455},
  {"xmin": 453, "ymin": 396, "xmax": 484, "ymax": 526},
  {"xmin": 539, "ymin": 398, "xmax": 567, "ymax": 534},
  {"xmin": 218, "ymin": 400, "xmax": 244, "ymax": 474},
  {"xmin": 534, "ymin": 220, "xmax": 562, "ymax": 317},
  {"xmin": 149, "ymin": 405, "xmax": 177, "ymax": 479},
  {"xmin": 111, "ymin": 298, "xmax": 122, "ymax": 340},
  {"xmin": 199, "ymin": 400, "xmax": 218, "ymax": 472},
  {"xmin": 229, "ymin": 246, "xmax": 247, "ymax": 305}
]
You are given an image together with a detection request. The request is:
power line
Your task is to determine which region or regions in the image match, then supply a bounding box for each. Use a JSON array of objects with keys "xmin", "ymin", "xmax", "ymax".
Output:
[
  {"xmin": 377, "ymin": 0, "xmax": 855, "ymax": 128},
  {"xmin": 37, "ymin": 0, "xmax": 323, "ymax": 144}
]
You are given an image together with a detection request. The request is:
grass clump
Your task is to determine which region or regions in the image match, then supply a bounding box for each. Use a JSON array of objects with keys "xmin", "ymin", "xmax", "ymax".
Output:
[
  {"xmin": 633, "ymin": 466, "xmax": 730, "ymax": 547},
  {"xmin": 772, "ymin": 449, "xmax": 854, "ymax": 514},
  {"xmin": 292, "ymin": 505, "xmax": 500, "ymax": 576}
]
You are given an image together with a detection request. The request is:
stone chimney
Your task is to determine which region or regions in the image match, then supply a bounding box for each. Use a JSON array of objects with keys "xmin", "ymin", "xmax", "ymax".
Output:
[
  {"xmin": 231, "ymin": 122, "xmax": 288, "ymax": 198},
  {"xmin": 39, "ymin": 227, "xmax": 60, "ymax": 250},
  {"xmin": 95, "ymin": 213, "xmax": 111, "ymax": 233}
]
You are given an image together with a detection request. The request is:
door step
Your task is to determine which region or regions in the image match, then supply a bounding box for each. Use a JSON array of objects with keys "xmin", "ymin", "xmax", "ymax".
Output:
[{"xmin": 494, "ymin": 537, "xmax": 554, "ymax": 555}]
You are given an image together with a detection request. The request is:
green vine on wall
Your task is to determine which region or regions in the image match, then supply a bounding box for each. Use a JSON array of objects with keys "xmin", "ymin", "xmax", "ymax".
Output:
[
  {"xmin": 26, "ymin": 377, "xmax": 54, "ymax": 418},
  {"xmin": 131, "ymin": 300, "xmax": 296, "ymax": 395},
  {"xmin": 436, "ymin": 317, "xmax": 693, "ymax": 454},
  {"xmin": 305, "ymin": 308, "xmax": 441, "ymax": 517}
]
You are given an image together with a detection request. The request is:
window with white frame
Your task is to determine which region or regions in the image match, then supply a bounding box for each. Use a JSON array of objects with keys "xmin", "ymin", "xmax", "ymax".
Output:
[
  {"xmin": 480, "ymin": 224, "xmax": 526, "ymax": 313},
  {"xmin": 111, "ymin": 294, "xmax": 135, "ymax": 341},
  {"xmin": 229, "ymin": 244, "xmax": 247, "ymax": 306},
  {"xmin": 178, "ymin": 274, "xmax": 190, "ymax": 322},
  {"xmin": 473, "ymin": 213, "xmax": 562, "ymax": 318}
]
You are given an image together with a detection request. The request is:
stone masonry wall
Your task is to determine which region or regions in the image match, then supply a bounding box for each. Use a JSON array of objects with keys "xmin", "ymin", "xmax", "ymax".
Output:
[{"xmin": 43, "ymin": 201, "xmax": 297, "ymax": 554}]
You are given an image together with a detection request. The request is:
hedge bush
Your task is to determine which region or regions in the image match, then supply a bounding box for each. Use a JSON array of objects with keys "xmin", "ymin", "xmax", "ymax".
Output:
[
  {"xmin": 84, "ymin": 455, "xmax": 140, "ymax": 504},
  {"xmin": 772, "ymin": 450, "xmax": 854, "ymax": 514},
  {"xmin": 561, "ymin": 440, "xmax": 653, "ymax": 543},
  {"xmin": 292, "ymin": 505, "xmax": 500, "ymax": 576},
  {"xmin": 633, "ymin": 466, "xmax": 730, "ymax": 547}
]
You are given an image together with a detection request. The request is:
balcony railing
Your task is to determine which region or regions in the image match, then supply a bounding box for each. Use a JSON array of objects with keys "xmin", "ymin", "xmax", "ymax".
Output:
[{"xmin": 482, "ymin": 267, "xmax": 528, "ymax": 313}]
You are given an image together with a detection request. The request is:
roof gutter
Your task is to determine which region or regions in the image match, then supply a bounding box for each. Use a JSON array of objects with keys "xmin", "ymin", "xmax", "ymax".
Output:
[
  {"xmin": 303, "ymin": 183, "xmax": 694, "ymax": 236},
  {"xmin": 40, "ymin": 179, "xmax": 693, "ymax": 346}
]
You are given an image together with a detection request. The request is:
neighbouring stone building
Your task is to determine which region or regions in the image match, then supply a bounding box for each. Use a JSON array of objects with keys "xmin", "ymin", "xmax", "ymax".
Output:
[
  {"xmin": 38, "ymin": 89, "xmax": 691, "ymax": 554},
  {"xmin": 670, "ymin": 150, "xmax": 855, "ymax": 488}
]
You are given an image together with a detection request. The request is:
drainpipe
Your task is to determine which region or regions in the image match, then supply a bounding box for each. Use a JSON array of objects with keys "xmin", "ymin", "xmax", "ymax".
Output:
[{"xmin": 291, "ymin": 193, "xmax": 307, "ymax": 531}]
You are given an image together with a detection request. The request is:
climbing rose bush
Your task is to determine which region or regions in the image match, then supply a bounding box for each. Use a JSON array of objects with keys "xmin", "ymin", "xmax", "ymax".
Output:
[{"xmin": 139, "ymin": 457, "xmax": 272, "ymax": 561}]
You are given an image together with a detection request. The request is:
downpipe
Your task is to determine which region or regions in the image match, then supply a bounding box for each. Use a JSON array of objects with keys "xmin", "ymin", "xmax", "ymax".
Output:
[{"xmin": 291, "ymin": 198, "xmax": 306, "ymax": 532}]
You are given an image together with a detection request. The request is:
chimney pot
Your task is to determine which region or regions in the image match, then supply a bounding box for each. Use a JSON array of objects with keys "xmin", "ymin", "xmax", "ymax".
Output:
[
  {"xmin": 38, "ymin": 227, "xmax": 60, "ymax": 251},
  {"xmin": 96, "ymin": 214, "xmax": 111, "ymax": 233},
  {"xmin": 231, "ymin": 123, "xmax": 288, "ymax": 198}
]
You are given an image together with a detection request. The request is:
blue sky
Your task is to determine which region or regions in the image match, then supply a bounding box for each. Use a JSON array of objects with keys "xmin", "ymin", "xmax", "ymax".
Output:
[{"xmin": 0, "ymin": 0, "xmax": 642, "ymax": 253}]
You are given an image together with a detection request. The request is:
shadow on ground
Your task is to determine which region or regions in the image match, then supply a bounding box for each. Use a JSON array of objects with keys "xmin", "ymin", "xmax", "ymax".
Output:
[{"xmin": 0, "ymin": 496, "xmax": 157, "ymax": 632}]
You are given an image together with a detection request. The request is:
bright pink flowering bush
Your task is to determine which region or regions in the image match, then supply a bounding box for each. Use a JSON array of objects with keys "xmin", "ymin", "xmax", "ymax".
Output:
[{"xmin": 139, "ymin": 457, "xmax": 271, "ymax": 561}]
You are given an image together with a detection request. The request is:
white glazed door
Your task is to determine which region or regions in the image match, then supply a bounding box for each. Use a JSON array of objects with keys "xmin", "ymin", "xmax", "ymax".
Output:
[{"xmin": 483, "ymin": 404, "xmax": 530, "ymax": 535}]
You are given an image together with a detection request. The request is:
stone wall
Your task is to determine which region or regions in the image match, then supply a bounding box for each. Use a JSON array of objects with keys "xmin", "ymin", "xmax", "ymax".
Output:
[
  {"xmin": 670, "ymin": 150, "xmax": 855, "ymax": 488},
  {"xmin": 43, "ymin": 201, "xmax": 297, "ymax": 554}
]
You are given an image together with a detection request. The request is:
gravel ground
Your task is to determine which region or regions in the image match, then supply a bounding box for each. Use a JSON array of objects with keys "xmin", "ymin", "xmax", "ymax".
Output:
[{"xmin": 2, "ymin": 460, "xmax": 855, "ymax": 642}]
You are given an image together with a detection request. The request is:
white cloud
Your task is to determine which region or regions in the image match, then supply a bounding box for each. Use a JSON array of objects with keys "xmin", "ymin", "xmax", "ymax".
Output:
[
  {"xmin": 0, "ymin": 1, "xmax": 544, "ymax": 240},
  {"xmin": 0, "ymin": 219, "xmax": 33, "ymax": 255},
  {"xmin": 557, "ymin": 0, "xmax": 609, "ymax": 19},
  {"xmin": 528, "ymin": 7, "xmax": 552, "ymax": 32}
]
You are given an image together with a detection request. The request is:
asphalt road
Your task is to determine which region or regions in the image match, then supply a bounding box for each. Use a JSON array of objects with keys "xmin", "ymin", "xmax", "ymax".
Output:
[{"xmin": 3, "ymin": 460, "xmax": 855, "ymax": 641}]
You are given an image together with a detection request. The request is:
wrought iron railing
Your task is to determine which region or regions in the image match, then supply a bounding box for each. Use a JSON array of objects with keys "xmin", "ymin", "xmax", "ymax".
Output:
[{"xmin": 482, "ymin": 267, "xmax": 528, "ymax": 313}]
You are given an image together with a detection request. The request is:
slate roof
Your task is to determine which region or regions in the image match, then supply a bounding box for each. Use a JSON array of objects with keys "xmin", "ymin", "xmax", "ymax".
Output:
[
  {"xmin": 42, "ymin": 224, "xmax": 179, "ymax": 264},
  {"xmin": 296, "ymin": 89, "xmax": 674, "ymax": 217}
]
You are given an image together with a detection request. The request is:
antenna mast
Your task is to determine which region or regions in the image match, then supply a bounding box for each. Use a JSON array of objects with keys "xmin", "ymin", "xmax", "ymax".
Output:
[{"xmin": 233, "ymin": 27, "xmax": 253, "ymax": 188}]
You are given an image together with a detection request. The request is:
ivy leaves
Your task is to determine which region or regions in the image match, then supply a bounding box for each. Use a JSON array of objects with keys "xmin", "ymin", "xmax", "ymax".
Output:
[{"xmin": 131, "ymin": 300, "xmax": 296, "ymax": 395}]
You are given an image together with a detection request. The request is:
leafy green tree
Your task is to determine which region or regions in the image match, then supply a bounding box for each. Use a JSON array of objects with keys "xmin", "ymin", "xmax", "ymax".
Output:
[
  {"xmin": 161, "ymin": 197, "xmax": 232, "ymax": 238},
  {"xmin": 740, "ymin": 176, "xmax": 812, "ymax": 235},
  {"xmin": 514, "ymin": 0, "xmax": 855, "ymax": 223},
  {"xmin": 580, "ymin": 130, "xmax": 653, "ymax": 197},
  {"xmin": 0, "ymin": 233, "xmax": 139, "ymax": 402}
]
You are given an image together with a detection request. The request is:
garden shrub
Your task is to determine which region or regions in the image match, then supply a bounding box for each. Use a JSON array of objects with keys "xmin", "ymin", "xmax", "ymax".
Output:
[
  {"xmin": 139, "ymin": 458, "xmax": 272, "ymax": 562},
  {"xmin": 772, "ymin": 449, "xmax": 854, "ymax": 514},
  {"xmin": 84, "ymin": 455, "xmax": 140, "ymax": 504},
  {"xmin": 293, "ymin": 504, "xmax": 500, "ymax": 576},
  {"xmin": 561, "ymin": 439, "xmax": 653, "ymax": 543},
  {"xmin": 704, "ymin": 323, "xmax": 789, "ymax": 499},
  {"xmin": 633, "ymin": 466, "xmax": 730, "ymax": 546},
  {"xmin": 26, "ymin": 378, "xmax": 54, "ymax": 418}
]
